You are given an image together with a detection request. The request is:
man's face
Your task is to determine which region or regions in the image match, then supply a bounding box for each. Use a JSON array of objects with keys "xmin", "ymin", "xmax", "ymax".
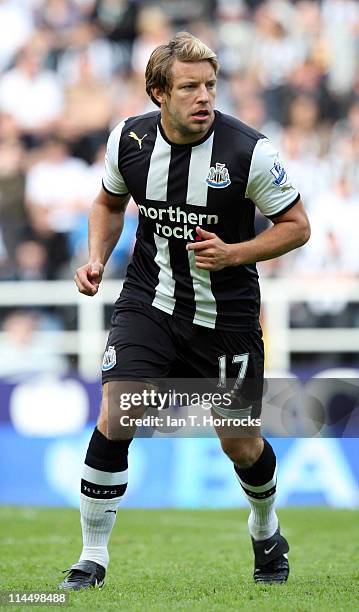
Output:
[{"xmin": 157, "ymin": 59, "xmax": 217, "ymax": 144}]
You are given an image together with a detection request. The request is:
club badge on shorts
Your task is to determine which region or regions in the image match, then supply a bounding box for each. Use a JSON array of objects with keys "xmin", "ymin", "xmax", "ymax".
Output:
[{"xmin": 102, "ymin": 345, "xmax": 116, "ymax": 371}]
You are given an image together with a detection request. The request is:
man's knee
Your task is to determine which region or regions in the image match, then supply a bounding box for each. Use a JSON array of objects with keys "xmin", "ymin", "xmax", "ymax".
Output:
[
  {"xmin": 97, "ymin": 410, "xmax": 108, "ymax": 437},
  {"xmin": 97, "ymin": 381, "xmax": 153, "ymax": 440},
  {"xmin": 97, "ymin": 383, "xmax": 109, "ymax": 436},
  {"xmin": 220, "ymin": 437, "xmax": 263, "ymax": 468}
]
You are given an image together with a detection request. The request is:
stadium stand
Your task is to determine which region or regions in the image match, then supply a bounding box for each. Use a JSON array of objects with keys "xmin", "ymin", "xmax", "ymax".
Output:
[{"xmin": 0, "ymin": 0, "xmax": 359, "ymax": 372}]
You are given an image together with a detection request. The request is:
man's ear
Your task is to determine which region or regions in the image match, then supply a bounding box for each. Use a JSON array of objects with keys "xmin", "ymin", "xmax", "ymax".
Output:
[{"xmin": 152, "ymin": 87, "xmax": 166, "ymax": 106}]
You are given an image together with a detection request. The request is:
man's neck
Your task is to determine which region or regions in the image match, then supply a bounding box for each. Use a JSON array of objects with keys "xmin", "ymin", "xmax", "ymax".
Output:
[{"xmin": 160, "ymin": 115, "xmax": 215, "ymax": 145}]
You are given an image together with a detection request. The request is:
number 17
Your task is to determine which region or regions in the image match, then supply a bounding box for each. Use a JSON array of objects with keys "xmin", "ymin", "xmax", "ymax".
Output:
[{"xmin": 218, "ymin": 353, "xmax": 249, "ymax": 390}]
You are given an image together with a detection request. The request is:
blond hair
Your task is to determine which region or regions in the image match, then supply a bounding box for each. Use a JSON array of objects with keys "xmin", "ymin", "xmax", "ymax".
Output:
[{"xmin": 145, "ymin": 32, "xmax": 219, "ymax": 107}]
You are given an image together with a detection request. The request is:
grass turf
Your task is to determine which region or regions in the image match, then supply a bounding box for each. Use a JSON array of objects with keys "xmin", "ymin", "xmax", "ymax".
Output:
[{"xmin": 0, "ymin": 507, "xmax": 358, "ymax": 611}]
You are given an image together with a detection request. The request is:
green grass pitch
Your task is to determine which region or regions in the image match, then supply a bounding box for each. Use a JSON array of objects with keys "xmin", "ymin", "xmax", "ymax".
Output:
[{"xmin": 0, "ymin": 507, "xmax": 358, "ymax": 611}]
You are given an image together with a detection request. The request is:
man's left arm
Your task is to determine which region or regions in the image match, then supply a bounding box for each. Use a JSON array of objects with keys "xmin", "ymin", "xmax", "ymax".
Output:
[
  {"xmin": 187, "ymin": 137, "xmax": 310, "ymax": 271},
  {"xmin": 186, "ymin": 199, "xmax": 310, "ymax": 270}
]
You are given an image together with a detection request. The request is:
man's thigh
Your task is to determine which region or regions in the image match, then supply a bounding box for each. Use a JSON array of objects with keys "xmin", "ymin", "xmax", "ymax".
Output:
[
  {"xmin": 101, "ymin": 300, "xmax": 177, "ymax": 438},
  {"xmin": 178, "ymin": 325, "xmax": 265, "ymax": 436},
  {"xmin": 102, "ymin": 300, "xmax": 177, "ymax": 383},
  {"xmin": 183, "ymin": 326, "xmax": 264, "ymax": 398}
]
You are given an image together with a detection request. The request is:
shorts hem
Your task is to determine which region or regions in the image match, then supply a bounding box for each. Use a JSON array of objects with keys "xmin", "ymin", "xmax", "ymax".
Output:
[{"xmin": 102, "ymin": 375, "xmax": 160, "ymax": 385}]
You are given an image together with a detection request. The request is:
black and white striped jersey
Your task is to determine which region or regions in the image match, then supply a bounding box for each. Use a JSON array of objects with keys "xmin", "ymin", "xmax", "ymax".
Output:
[{"xmin": 102, "ymin": 110, "xmax": 299, "ymax": 331}]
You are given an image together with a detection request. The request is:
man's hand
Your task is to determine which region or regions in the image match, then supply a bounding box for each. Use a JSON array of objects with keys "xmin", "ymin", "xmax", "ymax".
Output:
[
  {"xmin": 186, "ymin": 227, "xmax": 235, "ymax": 271},
  {"xmin": 75, "ymin": 261, "xmax": 104, "ymax": 295}
]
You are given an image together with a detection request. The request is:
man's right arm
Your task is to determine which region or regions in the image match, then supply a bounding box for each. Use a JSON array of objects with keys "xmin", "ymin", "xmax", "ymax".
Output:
[{"xmin": 75, "ymin": 187, "xmax": 130, "ymax": 296}]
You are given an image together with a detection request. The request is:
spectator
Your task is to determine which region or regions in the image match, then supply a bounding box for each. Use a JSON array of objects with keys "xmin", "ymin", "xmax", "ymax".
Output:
[
  {"xmin": 0, "ymin": 43, "xmax": 64, "ymax": 143},
  {"xmin": 250, "ymin": 2, "xmax": 306, "ymax": 121},
  {"xmin": 93, "ymin": 0, "xmax": 138, "ymax": 45},
  {"xmin": 285, "ymin": 94, "xmax": 324, "ymax": 156},
  {"xmin": 58, "ymin": 48, "xmax": 112, "ymax": 161},
  {"xmin": 0, "ymin": 310, "xmax": 68, "ymax": 380},
  {"xmin": 131, "ymin": 5, "xmax": 172, "ymax": 76},
  {"xmin": 297, "ymin": 175, "xmax": 359, "ymax": 276},
  {"xmin": 0, "ymin": 0, "xmax": 358, "ymax": 328},
  {"xmin": 0, "ymin": 138, "xmax": 28, "ymax": 269},
  {"xmin": 25, "ymin": 136, "xmax": 89, "ymax": 278},
  {"xmin": 14, "ymin": 240, "xmax": 49, "ymax": 281},
  {"xmin": 292, "ymin": 174, "xmax": 359, "ymax": 326},
  {"xmin": 0, "ymin": 0, "xmax": 34, "ymax": 72},
  {"xmin": 280, "ymin": 126, "xmax": 330, "ymax": 209},
  {"xmin": 322, "ymin": 0, "xmax": 359, "ymax": 99}
]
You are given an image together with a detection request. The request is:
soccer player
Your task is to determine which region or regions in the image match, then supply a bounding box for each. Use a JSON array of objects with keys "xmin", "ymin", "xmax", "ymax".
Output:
[{"xmin": 59, "ymin": 32, "xmax": 310, "ymax": 589}]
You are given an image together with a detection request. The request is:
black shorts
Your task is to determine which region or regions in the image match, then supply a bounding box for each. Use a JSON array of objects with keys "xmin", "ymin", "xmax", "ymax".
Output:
[{"xmin": 102, "ymin": 299, "xmax": 264, "ymax": 416}]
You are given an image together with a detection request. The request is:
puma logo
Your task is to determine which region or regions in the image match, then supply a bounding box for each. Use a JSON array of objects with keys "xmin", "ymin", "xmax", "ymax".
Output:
[{"xmin": 129, "ymin": 131, "xmax": 147, "ymax": 149}]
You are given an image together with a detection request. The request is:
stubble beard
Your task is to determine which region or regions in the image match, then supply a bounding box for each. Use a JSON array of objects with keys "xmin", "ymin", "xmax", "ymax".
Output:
[{"xmin": 171, "ymin": 110, "xmax": 211, "ymax": 139}]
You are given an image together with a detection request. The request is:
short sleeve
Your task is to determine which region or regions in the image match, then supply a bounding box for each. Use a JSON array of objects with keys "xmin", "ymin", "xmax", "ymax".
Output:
[
  {"xmin": 245, "ymin": 138, "xmax": 299, "ymax": 218},
  {"xmin": 102, "ymin": 119, "xmax": 129, "ymax": 196}
]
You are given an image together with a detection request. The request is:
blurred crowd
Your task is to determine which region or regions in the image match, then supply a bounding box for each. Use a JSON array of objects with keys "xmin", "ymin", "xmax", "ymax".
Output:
[{"xmin": 0, "ymin": 0, "xmax": 359, "ymax": 350}]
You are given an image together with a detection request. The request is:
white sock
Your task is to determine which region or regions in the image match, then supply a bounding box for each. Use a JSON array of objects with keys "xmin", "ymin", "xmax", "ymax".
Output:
[
  {"xmin": 79, "ymin": 495, "xmax": 120, "ymax": 568},
  {"xmin": 247, "ymin": 498, "xmax": 278, "ymax": 541},
  {"xmin": 79, "ymin": 464, "xmax": 128, "ymax": 569},
  {"xmin": 236, "ymin": 468, "xmax": 278, "ymax": 541}
]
